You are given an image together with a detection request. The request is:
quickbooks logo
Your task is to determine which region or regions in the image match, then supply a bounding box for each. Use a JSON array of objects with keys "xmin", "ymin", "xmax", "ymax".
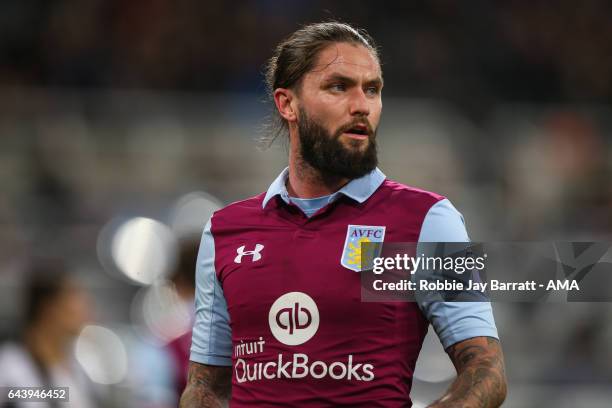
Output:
[
  {"xmin": 234, "ymin": 292, "xmax": 375, "ymax": 383},
  {"xmin": 235, "ymin": 353, "xmax": 374, "ymax": 383},
  {"xmin": 268, "ymin": 292, "xmax": 319, "ymax": 346}
]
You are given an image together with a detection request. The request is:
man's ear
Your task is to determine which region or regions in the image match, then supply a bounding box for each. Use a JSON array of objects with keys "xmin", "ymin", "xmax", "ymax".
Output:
[{"xmin": 274, "ymin": 88, "xmax": 298, "ymax": 122}]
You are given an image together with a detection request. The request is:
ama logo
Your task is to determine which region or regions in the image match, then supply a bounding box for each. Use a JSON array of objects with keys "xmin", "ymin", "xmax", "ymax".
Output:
[{"xmin": 341, "ymin": 225, "xmax": 386, "ymax": 272}]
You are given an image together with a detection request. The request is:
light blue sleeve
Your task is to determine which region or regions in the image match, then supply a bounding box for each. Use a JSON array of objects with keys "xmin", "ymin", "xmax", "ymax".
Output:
[
  {"xmin": 189, "ymin": 218, "xmax": 232, "ymax": 366},
  {"xmin": 417, "ymin": 199, "xmax": 499, "ymax": 349}
]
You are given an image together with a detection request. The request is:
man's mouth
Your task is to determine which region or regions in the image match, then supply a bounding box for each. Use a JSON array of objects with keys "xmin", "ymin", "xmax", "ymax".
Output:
[{"xmin": 342, "ymin": 124, "xmax": 370, "ymax": 140}]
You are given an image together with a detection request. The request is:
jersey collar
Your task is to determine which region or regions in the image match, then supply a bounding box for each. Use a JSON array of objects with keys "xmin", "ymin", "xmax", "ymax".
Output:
[{"xmin": 262, "ymin": 167, "xmax": 386, "ymax": 209}]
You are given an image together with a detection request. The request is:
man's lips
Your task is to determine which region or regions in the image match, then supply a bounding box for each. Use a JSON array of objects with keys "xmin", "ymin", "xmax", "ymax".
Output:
[
  {"xmin": 342, "ymin": 132, "xmax": 369, "ymax": 140},
  {"xmin": 340, "ymin": 123, "xmax": 371, "ymax": 140}
]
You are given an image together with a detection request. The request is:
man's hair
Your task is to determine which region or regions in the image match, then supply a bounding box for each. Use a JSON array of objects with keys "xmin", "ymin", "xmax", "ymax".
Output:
[
  {"xmin": 24, "ymin": 259, "xmax": 71, "ymax": 325},
  {"xmin": 169, "ymin": 238, "xmax": 199, "ymax": 290},
  {"xmin": 261, "ymin": 21, "xmax": 379, "ymax": 147}
]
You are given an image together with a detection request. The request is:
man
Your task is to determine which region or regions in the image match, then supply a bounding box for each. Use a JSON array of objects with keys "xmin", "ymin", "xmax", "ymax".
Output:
[
  {"xmin": 167, "ymin": 238, "xmax": 201, "ymax": 396},
  {"xmin": 180, "ymin": 22, "xmax": 507, "ymax": 407},
  {"xmin": 0, "ymin": 260, "xmax": 97, "ymax": 408}
]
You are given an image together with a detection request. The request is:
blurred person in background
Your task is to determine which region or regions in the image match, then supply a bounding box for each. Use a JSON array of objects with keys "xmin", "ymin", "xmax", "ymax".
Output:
[
  {"xmin": 181, "ymin": 22, "xmax": 506, "ymax": 408},
  {"xmin": 503, "ymin": 110, "xmax": 610, "ymax": 239},
  {"xmin": 167, "ymin": 238, "xmax": 200, "ymax": 397},
  {"xmin": 0, "ymin": 260, "xmax": 98, "ymax": 408}
]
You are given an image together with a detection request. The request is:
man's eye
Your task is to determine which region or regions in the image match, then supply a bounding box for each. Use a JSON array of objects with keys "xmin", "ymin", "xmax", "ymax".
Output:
[
  {"xmin": 330, "ymin": 83, "xmax": 346, "ymax": 91},
  {"xmin": 365, "ymin": 86, "xmax": 380, "ymax": 95}
]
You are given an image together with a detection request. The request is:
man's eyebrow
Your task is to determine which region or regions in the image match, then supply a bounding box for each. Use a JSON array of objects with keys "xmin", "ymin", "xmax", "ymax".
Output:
[
  {"xmin": 322, "ymin": 73, "xmax": 384, "ymax": 87},
  {"xmin": 367, "ymin": 77, "xmax": 384, "ymax": 88}
]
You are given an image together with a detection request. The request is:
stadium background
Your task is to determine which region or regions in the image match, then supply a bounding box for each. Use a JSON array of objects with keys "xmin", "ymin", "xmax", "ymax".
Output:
[{"xmin": 0, "ymin": 1, "xmax": 611, "ymax": 407}]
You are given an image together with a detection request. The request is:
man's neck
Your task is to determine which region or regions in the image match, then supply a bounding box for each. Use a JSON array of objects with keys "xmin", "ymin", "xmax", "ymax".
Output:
[{"xmin": 287, "ymin": 154, "xmax": 349, "ymax": 199}]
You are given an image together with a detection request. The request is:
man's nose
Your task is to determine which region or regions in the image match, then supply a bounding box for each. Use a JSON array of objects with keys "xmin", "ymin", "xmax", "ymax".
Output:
[{"xmin": 348, "ymin": 88, "xmax": 370, "ymax": 117}]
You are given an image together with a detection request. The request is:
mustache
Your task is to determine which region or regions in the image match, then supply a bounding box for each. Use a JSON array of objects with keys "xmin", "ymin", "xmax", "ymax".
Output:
[{"xmin": 335, "ymin": 118, "xmax": 375, "ymax": 138}]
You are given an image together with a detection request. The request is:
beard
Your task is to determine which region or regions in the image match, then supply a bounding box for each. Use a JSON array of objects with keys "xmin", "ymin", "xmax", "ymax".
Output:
[{"xmin": 297, "ymin": 107, "xmax": 378, "ymax": 180}]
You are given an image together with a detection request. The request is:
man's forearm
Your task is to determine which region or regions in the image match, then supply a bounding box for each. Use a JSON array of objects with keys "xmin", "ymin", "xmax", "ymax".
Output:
[
  {"xmin": 180, "ymin": 384, "xmax": 225, "ymax": 408},
  {"xmin": 179, "ymin": 362, "xmax": 232, "ymax": 408},
  {"xmin": 428, "ymin": 337, "xmax": 507, "ymax": 408}
]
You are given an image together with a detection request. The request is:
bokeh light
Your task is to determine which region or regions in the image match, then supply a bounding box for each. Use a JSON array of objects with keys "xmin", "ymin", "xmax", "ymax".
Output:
[
  {"xmin": 98, "ymin": 217, "xmax": 178, "ymax": 285},
  {"xmin": 130, "ymin": 281, "xmax": 192, "ymax": 344},
  {"xmin": 75, "ymin": 325, "xmax": 128, "ymax": 385},
  {"xmin": 168, "ymin": 191, "xmax": 223, "ymax": 239}
]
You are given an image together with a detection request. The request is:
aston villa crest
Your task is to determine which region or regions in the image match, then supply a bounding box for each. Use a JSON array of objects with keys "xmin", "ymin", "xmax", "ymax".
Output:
[{"xmin": 341, "ymin": 225, "xmax": 386, "ymax": 272}]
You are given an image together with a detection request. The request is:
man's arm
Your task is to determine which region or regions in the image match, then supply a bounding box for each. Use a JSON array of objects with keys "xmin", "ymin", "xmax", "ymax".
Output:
[
  {"xmin": 179, "ymin": 362, "xmax": 232, "ymax": 408},
  {"xmin": 428, "ymin": 336, "xmax": 507, "ymax": 408},
  {"xmin": 185, "ymin": 217, "xmax": 233, "ymax": 407}
]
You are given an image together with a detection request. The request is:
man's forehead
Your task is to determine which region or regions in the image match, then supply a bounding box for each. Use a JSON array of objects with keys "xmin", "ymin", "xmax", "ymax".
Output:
[{"xmin": 310, "ymin": 42, "xmax": 381, "ymax": 77}]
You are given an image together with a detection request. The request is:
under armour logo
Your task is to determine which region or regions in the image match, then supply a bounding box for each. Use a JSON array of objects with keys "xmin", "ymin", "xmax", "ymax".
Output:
[{"xmin": 234, "ymin": 244, "xmax": 264, "ymax": 263}]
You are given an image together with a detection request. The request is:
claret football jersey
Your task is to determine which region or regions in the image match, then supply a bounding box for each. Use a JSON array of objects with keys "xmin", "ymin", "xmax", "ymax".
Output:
[{"xmin": 190, "ymin": 168, "xmax": 498, "ymax": 407}]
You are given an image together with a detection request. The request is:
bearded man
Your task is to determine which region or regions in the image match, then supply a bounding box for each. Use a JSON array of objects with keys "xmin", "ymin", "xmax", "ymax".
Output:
[{"xmin": 180, "ymin": 21, "xmax": 507, "ymax": 408}]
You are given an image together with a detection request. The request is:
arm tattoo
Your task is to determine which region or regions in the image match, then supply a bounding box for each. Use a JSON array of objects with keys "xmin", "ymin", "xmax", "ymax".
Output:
[
  {"xmin": 428, "ymin": 337, "xmax": 507, "ymax": 408},
  {"xmin": 179, "ymin": 362, "xmax": 232, "ymax": 408}
]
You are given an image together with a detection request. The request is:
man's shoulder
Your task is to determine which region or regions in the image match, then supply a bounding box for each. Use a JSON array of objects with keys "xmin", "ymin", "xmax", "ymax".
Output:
[
  {"xmin": 0, "ymin": 342, "xmax": 40, "ymax": 385},
  {"xmin": 209, "ymin": 192, "xmax": 267, "ymax": 226},
  {"xmin": 378, "ymin": 178, "xmax": 446, "ymax": 206}
]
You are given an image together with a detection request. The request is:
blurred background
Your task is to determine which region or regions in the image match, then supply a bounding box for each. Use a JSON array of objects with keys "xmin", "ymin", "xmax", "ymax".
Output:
[{"xmin": 1, "ymin": 1, "xmax": 611, "ymax": 407}]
